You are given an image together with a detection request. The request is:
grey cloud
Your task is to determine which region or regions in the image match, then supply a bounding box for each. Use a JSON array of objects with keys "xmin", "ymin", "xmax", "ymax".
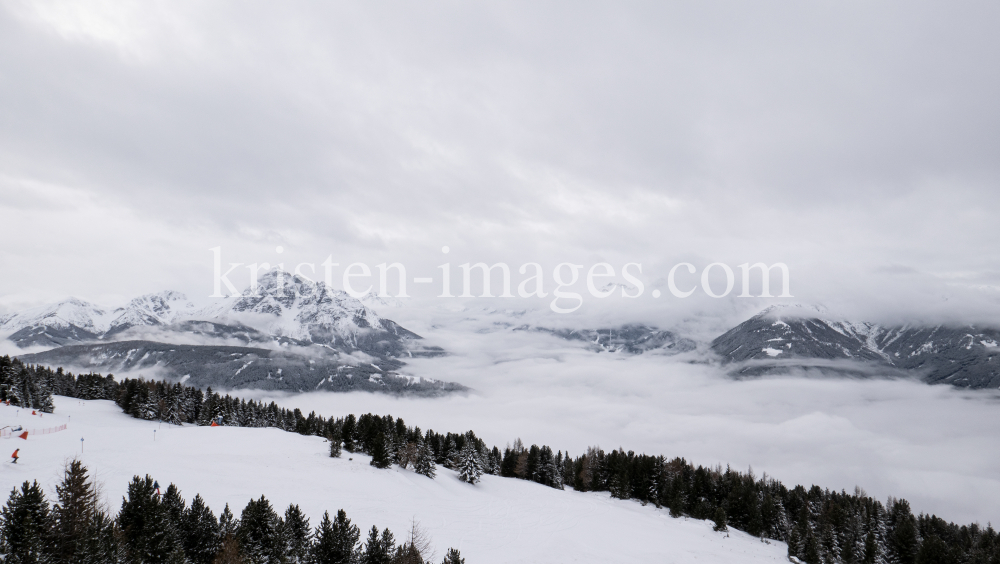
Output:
[{"xmin": 1, "ymin": 1, "xmax": 999, "ymax": 319}]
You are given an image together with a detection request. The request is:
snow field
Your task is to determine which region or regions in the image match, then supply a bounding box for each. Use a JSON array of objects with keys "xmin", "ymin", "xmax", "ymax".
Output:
[{"xmin": 0, "ymin": 397, "xmax": 789, "ymax": 563}]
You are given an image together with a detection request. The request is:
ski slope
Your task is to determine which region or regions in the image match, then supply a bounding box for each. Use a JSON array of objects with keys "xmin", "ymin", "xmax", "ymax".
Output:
[{"xmin": 0, "ymin": 397, "xmax": 789, "ymax": 563}]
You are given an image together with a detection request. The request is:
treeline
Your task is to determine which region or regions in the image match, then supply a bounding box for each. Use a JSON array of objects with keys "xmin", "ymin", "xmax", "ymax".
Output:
[
  {"xmin": 0, "ymin": 459, "xmax": 465, "ymax": 564},
  {"xmin": 4, "ymin": 356, "xmax": 1000, "ymax": 563}
]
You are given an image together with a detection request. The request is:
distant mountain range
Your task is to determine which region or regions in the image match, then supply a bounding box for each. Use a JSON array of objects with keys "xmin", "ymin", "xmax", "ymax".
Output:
[
  {"xmin": 3, "ymin": 271, "xmax": 453, "ymax": 395},
  {"xmin": 0, "ymin": 291, "xmax": 196, "ymax": 348},
  {"xmin": 5, "ymin": 284, "xmax": 999, "ymax": 392},
  {"xmin": 527, "ymin": 325, "xmax": 696, "ymax": 355},
  {"xmin": 712, "ymin": 306, "xmax": 1000, "ymax": 389}
]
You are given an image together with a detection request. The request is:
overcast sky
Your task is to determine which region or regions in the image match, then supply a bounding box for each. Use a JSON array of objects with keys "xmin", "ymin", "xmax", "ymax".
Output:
[{"xmin": 1, "ymin": 1, "xmax": 999, "ymax": 324}]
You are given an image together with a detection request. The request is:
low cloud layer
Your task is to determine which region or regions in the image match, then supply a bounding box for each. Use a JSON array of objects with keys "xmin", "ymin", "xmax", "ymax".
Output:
[{"xmin": 243, "ymin": 320, "xmax": 1000, "ymax": 526}]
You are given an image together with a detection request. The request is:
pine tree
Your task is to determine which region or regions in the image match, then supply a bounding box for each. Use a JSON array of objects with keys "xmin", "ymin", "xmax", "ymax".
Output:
[
  {"xmin": 342, "ymin": 415, "xmax": 357, "ymax": 452},
  {"xmin": 312, "ymin": 509, "xmax": 360, "ymax": 564},
  {"xmin": 283, "ymin": 504, "xmax": 311, "ymax": 563},
  {"xmin": 36, "ymin": 386, "xmax": 55, "ymax": 413},
  {"xmin": 487, "ymin": 446, "xmax": 502, "ymax": 476},
  {"xmin": 118, "ymin": 475, "xmax": 184, "ymax": 564},
  {"xmin": 237, "ymin": 496, "xmax": 283, "ymax": 564},
  {"xmin": 713, "ymin": 507, "xmax": 728, "ymax": 532},
  {"xmin": 369, "ymin": 431, "xmax": 392, "ymax": 469},
  {"xmin": 330, "ymin": 427, "xmax": 342, "ymax": 458},
  {"xmin": 161, "ymin": 484, "xmax": 186, "ymax": 539},
  {"xmin": 75, "ymin": 510, "xmax": 119, "ymax": 564},
  {"xmin": 413, "ymin": 438, "xmax": 436, "ymax": 479},
  {"xmin": 888, "ymin": 498, "xmax": 918, "ymax": 564},
  {"xmin": 219, "ymin": 503, "xmax": 238, "ymax": 538},
  {"xmin": 0, "ymin": 480, "xmax": 52, "ymax": 564},
  {"xmin": 361, "ymin": 526, "xmax": 395, "ymax": 564},
  {"xmin": 182, "ymin": 494, "xmax": 220, "ymax": 564},
  {"xmin": 457, "ymin": 441, "xmax": 483, "ymax": 485},
  {"xmin": 50, "ymin": 459, "xmax": 108, "ymax": 563},
  {"xmin": 442, "ymin": 437, "xmax": 458, "ymax": 469},
  {"xmin": 441, "ymin": 547, "xmax": 465, "ymax": 564}
]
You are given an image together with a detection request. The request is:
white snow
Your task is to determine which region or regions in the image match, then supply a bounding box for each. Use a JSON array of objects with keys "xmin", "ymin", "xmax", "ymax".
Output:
[
  {"xmin": 0, "ymin": 292, "xmax": 197, "ymax": 338},
  {"xmin": 0, "ymin": 297, "xmax": 115, "ymax": 335},
  {"xmin": 0, "ymin": 398, "xmax": 789, "ymax": 564},
  {"xmin": 194, "ymin": 270, "xmax": 388, "ymax": 347},
  {"xmin": 762, "ymin": 347, "xmax": 783, "ymax": 357}
]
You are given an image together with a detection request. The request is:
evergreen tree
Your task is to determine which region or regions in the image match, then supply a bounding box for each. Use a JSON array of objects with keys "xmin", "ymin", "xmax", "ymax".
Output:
[
  {"xmin": 75, "ymin": 511, "xmax": 120, "ymax": 564},
  {"xmin": 50, "ymin": 459, "xmax": 97, "ymax": 562},
  {"xmin": 330, "ymin": 427, "xmax": 342, "ymax": 458},
  {"xmin": 0, "ymin": 481, "xmax": 52, "ymax": 564},
  {"xmin": 713, "ymin": 507, "xmax": 728, "ymax": 532},
  {"xmin": 219, "ymin": 503, "xmax": 238, "ymax": 538},
  {"xmin": 457, "ymin": 441, "xmax": 483, "ymax": 485},
  {"xmin": 361, "ymin": 526, "xmax": 395, "ymax": 564},
  {"xmin": 441, "ymin": 547, "xmax": 465, "ymax": 564},
  {"xmin": 342, "ymin": 415, "xmax": 357, "ymax": 452},
  {"xmin": 369, "ymin": 431, "xmax": 392, "ymax": 469},
  {"xmin": 916, "ymin": 535, "xmax": 953, "ymax": 564},
  {"xmin": 182, "ymin": 494, "xmax": 221, "ymax": 564},
  {"xmin": 888, "ymin": 499, "xmax": 919, "ymax": 564},
  {"xmin": 311, "ymin": 509, "xmax": 360, "ymax": 564},
  {"xmin": 118, "ymin": 475, "xmax": 184, "ymax": 564},
  {"xmin": 237, "ymin": 496, "xmax": 283, "ymax": 564},
  {"xmin": 487, "ymin": 446, "xmax": 502, "ymax": 476},
  {"xmin": 283, "ymin": 504, "xmax": 311, "ymax": 563},
  {"xmin": 161, "ymin": 484, "xmax": 186, "ymax": 539},
  {"xmin": 50, "ymin": 459, "xmax": 113, "ymax": 564},
  {"xmin": 442, "ymin": 437, "xmax": 458, "ymax": 469},
  {"xmin": 36, "ymin": 386, "xmax": 55, "ymax": 413},
  {"xmin": 413, "ymin": 438, "xmax": 436, "ymax": 479}
]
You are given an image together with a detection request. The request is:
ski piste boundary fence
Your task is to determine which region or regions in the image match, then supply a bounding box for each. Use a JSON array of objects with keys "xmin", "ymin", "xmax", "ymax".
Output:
[{"xmin": 1, "ymin": 423, "xmax": 67, "ymax": 438}]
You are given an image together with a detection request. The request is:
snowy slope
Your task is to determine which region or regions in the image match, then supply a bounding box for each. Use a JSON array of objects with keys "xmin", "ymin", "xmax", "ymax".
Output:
[{"xmin": 0, "ymin": 397, "xmax": 788, "ymax": 564}]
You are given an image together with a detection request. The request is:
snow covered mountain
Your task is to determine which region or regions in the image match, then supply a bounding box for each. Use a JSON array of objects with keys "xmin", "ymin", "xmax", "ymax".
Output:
[
  {"xmin": 194, "ymin": 270, "xmax": 420, "ymax": 355},
  {"xmin": 3, "ymin": 272, "xmax": 452, "ymax": 394},
  {"xmin": 105, "ymin": 290, "xmax": 196, "ymax": 336},
  {"xmin": 0, "ymin": 297, "xmax": 115, "ymax": 348},
  {"xmin": 712, "ymin": 306, "xmax": 1000, "ymax": 388},
  {"xmin": 0, "ymin": 272, "xmax": 431, "ymax": 357},
  {"xmin": 0, "ymin": 292, "xmax": 199, "ymax": 348}
]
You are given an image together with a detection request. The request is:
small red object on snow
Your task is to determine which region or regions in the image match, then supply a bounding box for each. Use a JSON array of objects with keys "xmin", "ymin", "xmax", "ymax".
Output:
[
  {"xmin": 210, "ymin": 421, "xmax": 219, "ymax": 427},
  {"xmin": 31, "ymin": 411, "xmax": 36, "ymax": 415},
  {"xmin": 18, "ymin": 432, "xmax": 28, "ymax": 440}
]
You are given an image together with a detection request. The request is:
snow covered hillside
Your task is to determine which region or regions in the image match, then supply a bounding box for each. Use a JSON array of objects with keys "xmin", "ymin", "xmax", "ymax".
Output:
[{"xmin": 0, "ymin": 397, "xmax": 788, "ymax": 564}]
